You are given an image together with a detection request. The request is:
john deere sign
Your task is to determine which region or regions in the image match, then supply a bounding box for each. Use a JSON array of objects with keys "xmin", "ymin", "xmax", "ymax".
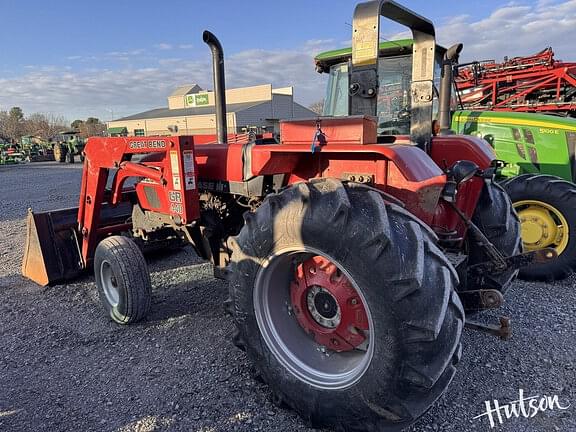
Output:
[{"xmin": 185, "ymin": 93, "xmax": 210, "ymax": 107}]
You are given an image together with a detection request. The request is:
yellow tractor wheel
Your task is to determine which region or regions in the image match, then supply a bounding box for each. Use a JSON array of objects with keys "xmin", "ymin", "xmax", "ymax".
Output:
[
  {"xmin": 503, "ymin": 174, "xmax": 576, "ymax": 281},
  {"xmin": 514, "ymin": 200, "xmax": 569, "ymax": 255},
  {"xmin": 53, "ymin": 143, "xmax": 67, "ymax": 163}
]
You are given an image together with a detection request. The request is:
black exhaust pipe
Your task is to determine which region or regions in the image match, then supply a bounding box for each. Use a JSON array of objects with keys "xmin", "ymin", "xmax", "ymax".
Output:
[
  {"xmin": 438, "ymin": 43, "xmax": 463, "ymax": 135},
  {"xmin": 203, "ymin": 31, "xmax": 228, "ymax": 144}
]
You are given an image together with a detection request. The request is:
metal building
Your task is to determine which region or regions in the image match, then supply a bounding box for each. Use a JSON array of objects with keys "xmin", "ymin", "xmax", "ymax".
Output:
[{"xmin": 107, "ymin": 84, "xmax": 316, "ymax": 137}]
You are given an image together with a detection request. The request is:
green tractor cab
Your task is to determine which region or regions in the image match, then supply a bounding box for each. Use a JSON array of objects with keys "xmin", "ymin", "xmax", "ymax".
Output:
[
  {"xmin": 53, "ymin": 130, "xmax": 86, "ymax": 163},
  {"xmin": 315, "ymin": 40, "xmax": 576, "ymax": 281}
]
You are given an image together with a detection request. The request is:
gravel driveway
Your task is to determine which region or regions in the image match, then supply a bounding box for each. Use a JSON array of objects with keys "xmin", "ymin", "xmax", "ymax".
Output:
[{"xmin": 0, "ymin": 162, "xmax": 574, "ymax": 432}]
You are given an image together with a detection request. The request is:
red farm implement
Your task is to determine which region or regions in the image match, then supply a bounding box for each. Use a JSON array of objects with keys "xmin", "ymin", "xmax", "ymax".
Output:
[{"xmin": 456, "ymin": 47, "xmax": 576, "ymax": 116}]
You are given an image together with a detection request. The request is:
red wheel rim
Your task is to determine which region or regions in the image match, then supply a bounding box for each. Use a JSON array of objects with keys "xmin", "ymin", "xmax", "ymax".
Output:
[{"xmin": 290, "ymin": 256, "xmax": 369, "ymax": 352}]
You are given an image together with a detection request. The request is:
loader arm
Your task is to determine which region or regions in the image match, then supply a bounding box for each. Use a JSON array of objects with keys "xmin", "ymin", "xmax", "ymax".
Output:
[{"xmin": 22, "ymin": 136, "xmax": 201, "ymax": 286}]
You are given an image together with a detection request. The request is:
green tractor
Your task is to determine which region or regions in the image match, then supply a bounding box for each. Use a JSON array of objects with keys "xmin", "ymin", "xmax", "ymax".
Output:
[
  {"xmin": 20, "ymin": 135, "xmax": 55, "ymax": 162},
  {"xmin": 315, "ymin": 40, "xmax": 576, "ymax": 281},
  {"xmin": 52, "ymin": 130, "xmax": 86, "ymax": 163},
  {"xmin": 451, "ymin": 111, "xmax": 576, "ymax": 281},
  {"xmin": 0, "ymin": 139, "xmax": 25, "ymax": 165}
]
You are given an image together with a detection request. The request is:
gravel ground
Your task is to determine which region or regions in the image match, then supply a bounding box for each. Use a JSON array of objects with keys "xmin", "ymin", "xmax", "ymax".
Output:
[{"xmin": 0, "ymin": 161, "xmax": 574, "ymax": 432}]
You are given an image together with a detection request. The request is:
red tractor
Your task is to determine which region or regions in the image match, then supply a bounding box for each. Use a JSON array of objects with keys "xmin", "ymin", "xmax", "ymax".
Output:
[{"xmin": 21, "ymin": 1, "xmax": 553, "ymax": 430}]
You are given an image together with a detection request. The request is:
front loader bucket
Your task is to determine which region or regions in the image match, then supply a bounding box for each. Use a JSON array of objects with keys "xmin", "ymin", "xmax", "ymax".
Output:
[{"xmin": 22, "ymin": 208, "xmax": 84, "ymax": 286}]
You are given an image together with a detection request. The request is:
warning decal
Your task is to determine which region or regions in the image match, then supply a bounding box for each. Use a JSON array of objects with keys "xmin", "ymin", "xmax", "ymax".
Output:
[
  {"xmin": 183, "ymin": 151, "xmax": 196, "ymax": 191},
  {"xmin": 170, "ymin": 151, "xmax": 180, "ymax": 174},
  {"xmin": 183, "ymin": 151, "xmax": 195, "ymax": 174},
  {"xmin": 170, "ymin": 150, "xmax": 181, "ymax": 190}
]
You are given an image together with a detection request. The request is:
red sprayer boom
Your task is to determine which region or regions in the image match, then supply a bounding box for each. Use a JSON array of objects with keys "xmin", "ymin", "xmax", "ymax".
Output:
[{"xmin": 456, "ymin": 47, "xmax": 576, "ymax": 116}]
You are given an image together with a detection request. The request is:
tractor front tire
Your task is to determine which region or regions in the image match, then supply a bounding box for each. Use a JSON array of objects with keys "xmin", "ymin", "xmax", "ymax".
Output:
[
  {"xmin": 463, "ymin": 181, "xmax": 522, "ymax": 294},
  {"xmin": 502, "ymin": 174, "xmax": 576, "ymax": 281},
  {"xmin": 94, "ymin": 236, "xmax": 152, "ymax": 324},
  {"xmin": 53, "ymin": 143, "xmax": 67, "ymax": 163},
  {"xmin": 228, "ymin": 180, "xmax": 464, "ymax": 431}
]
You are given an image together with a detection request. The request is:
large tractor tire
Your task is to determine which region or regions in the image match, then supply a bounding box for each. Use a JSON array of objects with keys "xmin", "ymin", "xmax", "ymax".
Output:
[
  {"xmin": 462, "ymin": 181, "xmax": 522, "ymax": 294},
  {"xmin": 94, "ymin": 236, "xmax": 152, "ymax": 324},
  {"xmin": 53, "ymin": 143, "xmax": 67, "ymax": 163},
  {"xmin": 502, "ymin": 174, "xmax": 576, "ymax": 281},
  {"xmin": 228, "ymin": 179, "xmax": 464, "ymax": 431},
  {"xmin": 66, "ymin": 152, "xmax": 75, "ymax": 163}
]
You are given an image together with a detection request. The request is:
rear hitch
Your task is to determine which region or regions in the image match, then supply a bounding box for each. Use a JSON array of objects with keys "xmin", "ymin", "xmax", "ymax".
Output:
[
  {"xmin": 449, "ymin": 200, "xmax": 557, "ymax": 274},
  {"xmin": 465, "ymin": 316, "xmax": 511, "ymax": 340},
  {"xmin": 468, "ymin": 248, "xmax": 557, "ymax": 275}
]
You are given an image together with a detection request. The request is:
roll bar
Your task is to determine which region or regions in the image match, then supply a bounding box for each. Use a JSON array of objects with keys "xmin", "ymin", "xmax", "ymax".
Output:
[{"xmin": 350, "ymin": 0, "xmax": 436, "ymax": 150}]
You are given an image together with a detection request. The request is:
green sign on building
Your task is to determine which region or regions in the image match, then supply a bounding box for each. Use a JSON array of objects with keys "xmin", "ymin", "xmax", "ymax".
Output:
[
  {"xmin": 185, "ymin": 93, "xmax": 210, "ymax": 107},
  {"xmin": 195, "ymin": 93, "xmax": 209, "ymax": 106}
]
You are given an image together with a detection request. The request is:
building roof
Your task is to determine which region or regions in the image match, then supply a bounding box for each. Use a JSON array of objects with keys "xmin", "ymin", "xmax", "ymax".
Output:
[
  {"xmin": 115, "ymin": 101, "xmax": 269, "ymax": 122},
  {"xmin": 169, "ymin": 84, "xmax": 203, "ymax": 97}
]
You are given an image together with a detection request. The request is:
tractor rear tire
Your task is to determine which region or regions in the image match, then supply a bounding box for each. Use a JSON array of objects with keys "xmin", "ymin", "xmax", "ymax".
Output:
[
  {"xmin": 463, "ymin": 181, "xmax": 522, "ymax": 294},
  {"xmin": 228, "ymin": 180, "xmax": 464, "ymax": 431},
  {"xmin": 94, "ymin": 236, "xmax": 152, "ymax": 324},
  {"xmin": 53, "ymin": 143, "xmax": 67, "ymax": 163},
  {"xmin": 502, "ymin": 174, "xmax": 576, "ymax": 281}
]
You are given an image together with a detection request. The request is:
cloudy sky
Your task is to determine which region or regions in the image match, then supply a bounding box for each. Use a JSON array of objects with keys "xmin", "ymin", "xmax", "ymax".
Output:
[{"xmin": 0, "ymin": 0, "xmax": 574, "ymax": 122}]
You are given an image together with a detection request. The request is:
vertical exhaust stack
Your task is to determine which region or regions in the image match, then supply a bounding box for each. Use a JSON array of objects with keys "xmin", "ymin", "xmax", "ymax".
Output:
[
  {"xmin": 439, "ymin": 43, "xmax": 463, "ymax": 135},
  {"xmin": 203, "ymin": 31, "xmax": 228, "ymax": 144}
]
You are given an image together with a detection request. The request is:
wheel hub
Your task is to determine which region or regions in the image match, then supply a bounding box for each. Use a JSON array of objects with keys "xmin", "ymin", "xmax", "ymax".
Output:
[
  {"xmin": 100, "ymin": 260, "xmax": 120, "ymax": 307},
  {"xmin": 306, "ymin": 286, "xmax": 341, "ymax": 328},
  {"xmin": 290, "ymin": 256, "xmax": 368, "ymax": 352},
  {"xmin": 515, "ymin": 200, "xmax": 569, "ymax": 254}
]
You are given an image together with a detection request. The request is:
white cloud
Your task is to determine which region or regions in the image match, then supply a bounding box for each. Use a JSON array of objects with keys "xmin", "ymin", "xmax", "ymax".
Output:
[
  {"xmin": 0, "ymin": 39, "xmax": 333, "ymax": 120},
  {"xmin": 154, "ymin": 43, "xmax": 173, "ymax": 50},
  {"xmin": 2, "ymin": 0, "xmax": 575, "ymax": 120},
  {"xmin": 437, "ymin": 0, "xmax": 576, "ymax": 62}
]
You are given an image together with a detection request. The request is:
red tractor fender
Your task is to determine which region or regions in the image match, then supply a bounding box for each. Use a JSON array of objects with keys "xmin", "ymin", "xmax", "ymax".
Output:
[
  {"xmin": 430, "ymin": 135, "xmax": 495, "ymax": 171},
  {"xmin": 430, "ymin": 135, "xmax": 496, "ymax": 236}
]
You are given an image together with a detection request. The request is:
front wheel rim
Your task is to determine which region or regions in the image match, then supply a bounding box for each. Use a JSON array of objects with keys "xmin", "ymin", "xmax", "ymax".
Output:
[
  {"xmin": 253, "ymin": 246, "xmax": 375, "ymax": 390},
  {"xmin": 100, "ymin": 260, "xmax": 120, "ymax": 307},
  {"xmin": 514, "ymin": 200, "xmax": 569, "ymax": 255}
]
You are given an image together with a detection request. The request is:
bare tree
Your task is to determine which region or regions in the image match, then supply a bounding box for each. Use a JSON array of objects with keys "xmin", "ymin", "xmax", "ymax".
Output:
[
  {"xmin": 0, "ymin": 111, "xmax": 9, "ymax": 141},
  {"xmin": 0, "ymin": 109, "xmax": 67, "ymax": 142},
  {"xmin": 78, "ymin": 117, "xmax": 106, "ymax": 138},
  {"xmin": 1, "ymin": 107, "xmax": 25, "ymax": 141},
  {"xmin": 308, "ymin": 99, "xmax": 325, "ymax": 115},
  {"xmin": 24, "ymin": 113, "xmax": 68, "ymax": 140}
]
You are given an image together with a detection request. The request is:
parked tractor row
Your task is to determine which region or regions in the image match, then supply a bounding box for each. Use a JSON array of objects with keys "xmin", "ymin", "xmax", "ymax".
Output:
[
  {"xmin": 0, "ymin": 131, "xmax": 86, "ymax": 165},
  {"xmin": 17, "ymin": 1, "xmax": 569, "ymax": 431}
]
